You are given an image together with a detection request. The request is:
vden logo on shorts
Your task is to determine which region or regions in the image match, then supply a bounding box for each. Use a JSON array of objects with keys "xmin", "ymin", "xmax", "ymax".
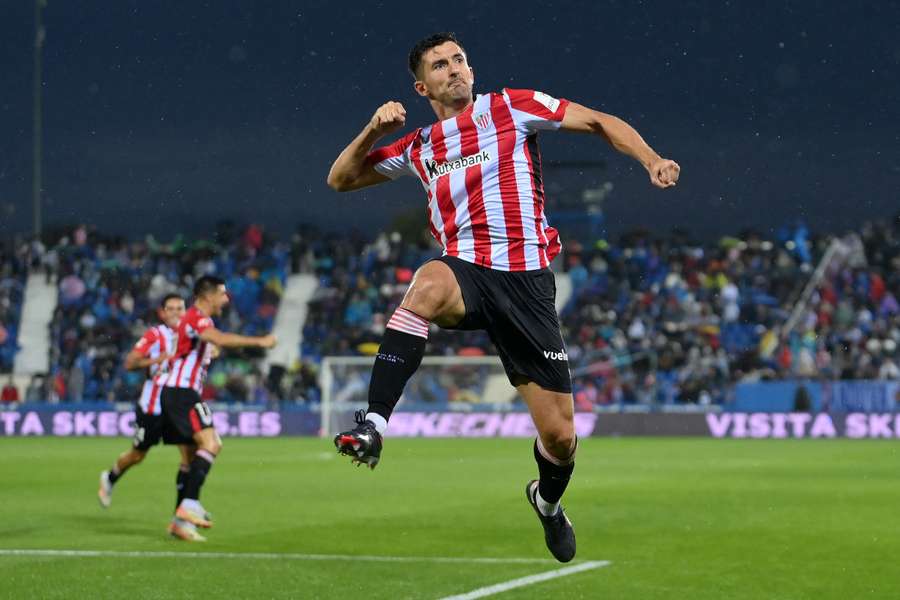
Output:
[
  {"xmin": 543, "ymin": 349, "xmax": 569, "ymax": 362},
  {"xmin": 424, "ymin": 150, "xmax": 492, "ymax": 181}
]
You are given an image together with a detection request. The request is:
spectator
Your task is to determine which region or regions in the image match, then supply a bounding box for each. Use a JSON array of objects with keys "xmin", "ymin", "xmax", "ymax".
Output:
[
  {"xmin": 24, "ymin": 375, "xmax": 44, "ymax": 403},
  {"xmin": 1, "ymin": 376, "xmax": 19, "ymax": 404},
  {"xmin": 36, "ymin": 224, "xmax": 289, "ymax": 403}
]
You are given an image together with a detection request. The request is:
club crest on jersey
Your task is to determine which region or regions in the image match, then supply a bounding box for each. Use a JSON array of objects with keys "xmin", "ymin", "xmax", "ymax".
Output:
[
  {"xmin": 473, "ymin": 111, "xmax": 492, "ymax": 130},
  {"xmin": 424, "ymin": 150, "xmax": 492, "ymax": 180}
]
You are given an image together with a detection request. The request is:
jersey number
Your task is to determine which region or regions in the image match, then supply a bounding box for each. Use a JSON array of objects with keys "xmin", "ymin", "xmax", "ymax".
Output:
[{"xmin": 194, "ymin": 402, "xmax": 213, "ymax": 427}]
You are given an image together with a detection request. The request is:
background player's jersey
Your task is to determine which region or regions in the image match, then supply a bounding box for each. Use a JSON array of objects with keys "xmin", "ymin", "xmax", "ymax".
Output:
[
  {"xmin": 163, "ymin": 306, "xmax": 215, "ymax": 394},
  {"xmin": 133, "ymin": 324, "xmax": 175, "ymax": 415},
  {"xmin": 367, "ymin": 88, "xmax": 569, "ymax": 272}
]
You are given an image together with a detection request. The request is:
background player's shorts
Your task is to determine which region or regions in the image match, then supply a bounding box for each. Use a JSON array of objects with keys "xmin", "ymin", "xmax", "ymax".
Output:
[
  {"xmin": 132, "ymin": 407, "xmax": 164, "ymax": 451},
  {"xmin": 160, "ymin": 387, "xmax": 214, "ymax": 445},
  {"xmin": 435, "ymin": 256, "xmax": 572, "ymax": 394}
]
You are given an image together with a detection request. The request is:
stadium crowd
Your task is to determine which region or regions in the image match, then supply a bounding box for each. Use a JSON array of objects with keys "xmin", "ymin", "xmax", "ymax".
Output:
[
  {"xmin": 6, "ymin": 224, "xmax": 287, "ymax": 404},
  {"xmin": 300, "ymin": 219, "xmax": 899, "ymax": 407},
  {"xmin": 0, "ymin": 239, "xmax": 29, "ymax": 373},
  {"xmin": 301, "ymin": 229, "xmax": 491, "ymax": 360},
  {"xmin": 1, "ymin": 216, "xmax": 897, "ymax": 408},
  {"xmin": 783, "ymin": 221, "xmax": 900, "ymax": 381},
  {"xmin": 560, "ymin": 220, "xmax": 899, "ymax": 406}
]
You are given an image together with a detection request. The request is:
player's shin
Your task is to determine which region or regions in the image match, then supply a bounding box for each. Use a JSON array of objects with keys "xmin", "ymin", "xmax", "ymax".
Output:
[
  {"xmin": 533, "ymin": 437, "xmax": 576, "ymax": 516},
  {"xmin": 365, "ymin": 308, "xmax": 428, "ymax": 433},
  {"xmin": 182, "ymin": 449, "xmax": 215, "ymax": 502},
  {"xmin": 106, "ymin": 465, "xmax": 123, "ymax": 485},
  {"xmin": 176, "ymin": 449, "xmax": 215, "ymax": 527},
  {"xmin": 175, "ymin": 464, "xmax": 190, "ymax": 511},
  {"xmin": 108, "ymin": 448, "xmax": 144, "ymax": 484}
]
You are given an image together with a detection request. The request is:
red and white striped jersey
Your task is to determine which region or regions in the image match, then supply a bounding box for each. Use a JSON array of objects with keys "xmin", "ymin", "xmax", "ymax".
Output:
[
  {"xmin": 132, "ymin": 324, "xmax": 175, "ymax": 415},
  {"xmin": 367, "ymin": 88, "xmax": 569, "ymax": 272},
  {"xmin": 163, "ymin": 306, "xmax": 215, "ymax": 394}
]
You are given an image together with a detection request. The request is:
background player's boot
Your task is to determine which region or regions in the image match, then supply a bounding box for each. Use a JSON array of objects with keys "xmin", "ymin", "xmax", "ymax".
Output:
[
  {"xmin": 334, "ymin": 410, "xmax": 382, "ymax": 469},
  {"xmin": 97, "ymin": 471, "xmax": 113, "ymax": 508},
  {"xmin": 525, "ymin": 480, "xmax": 576, "ymax": 562},
  {"xmin": 175, "ymin": 500, "xmax": 213, "ymax": 528},
  {"xmin": 168, "ymin": 518, "xmax": 206, "ymax": 542}
]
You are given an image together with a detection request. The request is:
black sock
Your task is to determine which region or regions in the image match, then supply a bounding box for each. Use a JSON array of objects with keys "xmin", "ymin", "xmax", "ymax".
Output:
[
  {"xmin": 533, "ymin": 438, "xmax": 576, "ymax": 504},
  {"xmin": 367, "ymin": 324, "xmax": 427, "ymax": 421},
  {"xmin": 182, "ymin": 453, "xmax": 214, "ymax": 502},
  {"xmin": 107, "ymin": 466, "xmax": 123, "ymax": 485},
  {"xmin": 175, "ymin": 466, "xmax": 190, "ymax": 510}
]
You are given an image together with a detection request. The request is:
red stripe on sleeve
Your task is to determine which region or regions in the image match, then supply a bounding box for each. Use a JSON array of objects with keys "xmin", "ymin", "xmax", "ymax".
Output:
[
  {"xmin": 503, "ymin": 88, "xmax": 569, "ymax": 122},
  {"xmin": 365, "ymin": 130, "xmax": 418, "ymax": 165}
]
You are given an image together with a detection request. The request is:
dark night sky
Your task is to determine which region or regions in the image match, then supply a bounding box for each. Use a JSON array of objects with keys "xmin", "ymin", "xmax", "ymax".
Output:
[{"xmin": 1, "ymin": 1, "xmax": 898, "ymax": 241}]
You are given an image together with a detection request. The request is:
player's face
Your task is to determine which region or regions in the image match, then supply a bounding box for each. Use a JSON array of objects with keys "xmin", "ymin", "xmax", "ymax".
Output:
[
  {"xmin": 160, "ymin": 298, "xmax": 186, "ymax": 328},
  {"xmin": 415, "ymin": 42, "xmax": 474, "ymax": 105},
  {"xmin": 209, "ymin": 284, "xmax": 230, "ymax": 316}
]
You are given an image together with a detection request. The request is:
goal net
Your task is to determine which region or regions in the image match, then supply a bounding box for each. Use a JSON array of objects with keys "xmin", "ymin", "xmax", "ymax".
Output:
[{"xmin": 319, "ymin": 355, "xmax": 521, "ymax": 438}]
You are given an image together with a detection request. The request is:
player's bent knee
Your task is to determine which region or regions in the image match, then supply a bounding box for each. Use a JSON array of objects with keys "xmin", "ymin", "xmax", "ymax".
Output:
[
  {"xmin": 202, "ymin": 440, "xmax": 222, "ymax": 456},
  {"xmin": 197, "ymin": 443, "xmax": 221, "ymax": 457},
  {"xmin": 540, "ymin": 426, "xmax": 576, "ymax": 460},
  {"xmin": 403, "ymin": 279, "xmax": 446, "ymax": 317},
  {"xmin": 194, "ymin": 430, "xmax": 222, "ymax": 456},
  {"xmin": 403, "ymin": 262, "xmax": 461, "ymax": 319}
]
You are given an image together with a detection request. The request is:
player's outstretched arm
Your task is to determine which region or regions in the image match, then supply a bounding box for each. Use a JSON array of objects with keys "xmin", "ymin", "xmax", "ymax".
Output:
[
  {"xmin": 124, "ymin": 349, "xmax": 169, "ymax": 371},
  {"xmin": 561, "ymin": 102, "xmax": 680, "ymax": 188},
  {"xmin": 326, "ymin": 101, "xmax": 407, "ymax": 192},
  {"xmin": 199, "ymin": 327, "xmax": 277, "ymax": 350}
]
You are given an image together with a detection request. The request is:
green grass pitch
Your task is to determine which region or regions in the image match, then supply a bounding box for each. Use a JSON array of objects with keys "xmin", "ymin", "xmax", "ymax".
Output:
[{"xmin": 0, "ymin": 437, "xmax": 898, "ymax": 599}]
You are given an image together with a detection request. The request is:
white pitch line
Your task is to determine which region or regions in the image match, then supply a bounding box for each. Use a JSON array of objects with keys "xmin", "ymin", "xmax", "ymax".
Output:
[
  {"xmin": 436, "ymin": 560, "xmax": 611, "ymax": 600},
  {"xmin": 0, "ymin": 548, "xmax": 558, "ymax": 565}
]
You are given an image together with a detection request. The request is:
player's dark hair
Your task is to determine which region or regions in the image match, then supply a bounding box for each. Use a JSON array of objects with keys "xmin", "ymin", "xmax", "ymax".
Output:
[
  {"xmin": 408, "ymin": 32, "xmax": 465, "ymax": 78},
  {"xmin": 193, "ymin": 275, "xmax": 225, "ymax": 299},
  {"xmin": 160, "ymin": 293, "xmax": 184, "ymax": 308}
]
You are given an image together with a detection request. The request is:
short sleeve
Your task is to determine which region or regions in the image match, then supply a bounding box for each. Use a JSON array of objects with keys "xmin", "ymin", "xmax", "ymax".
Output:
[
  {"xmin": 192, "ymin": 313, "xmax": 214, "ymax": 335},
  {"xmin": 365, "ymin": 130, "xmax": 419, "ymax": 179},
  {"xmin": 134, "ymin": 329, "xmax": 159, "ymax": 356},
  {"xmin": 502, "ymin": 88, "xmax": 570, "ymax": 134}
]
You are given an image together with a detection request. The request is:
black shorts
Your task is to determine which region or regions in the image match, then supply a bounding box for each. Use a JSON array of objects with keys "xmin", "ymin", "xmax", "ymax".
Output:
[
  {"xmin": 160, "ymin": 387, "xmax": 215, "ymax": 445},
  {"xmin": 436, "ymin": 255, "xmax": 572, "ymax": 393},
  {"xmin": 132, "ymin": 407, "xmax": 164, "ymax": 452}
]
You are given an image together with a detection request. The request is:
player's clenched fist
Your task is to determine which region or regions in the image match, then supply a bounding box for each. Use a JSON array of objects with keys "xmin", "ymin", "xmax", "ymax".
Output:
[
  {"xmin": 369, "ymin": 101, "xmax": 406, "ymax": 137},
  {"xmin": 649, "ymin": 158, "xmax": 681, "ymax": 189},
  {"xmin": 258, "ymin": 334, "xmax": 278, "ymax": 349}
]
